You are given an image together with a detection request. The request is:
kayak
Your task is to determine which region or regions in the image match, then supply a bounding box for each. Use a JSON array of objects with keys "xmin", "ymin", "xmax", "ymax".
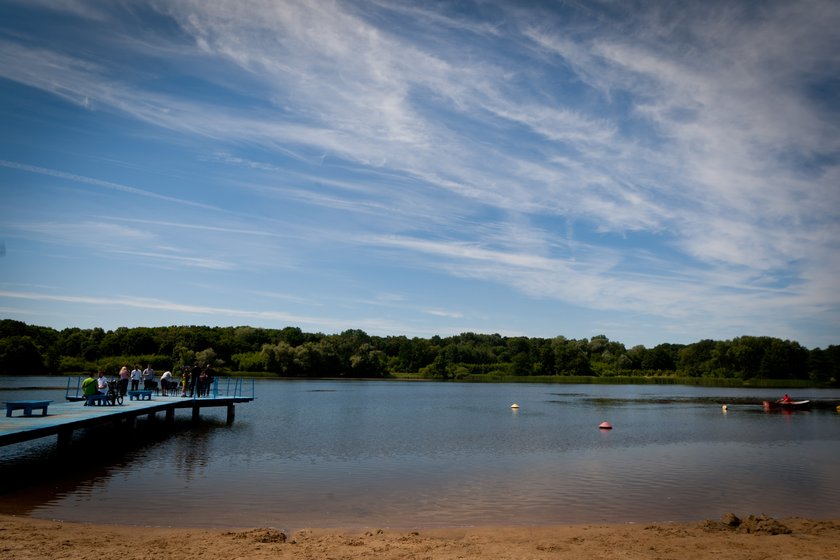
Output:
[{"xmin": 762, "ymin": 400, "xmax": 811, "ymax": 410}]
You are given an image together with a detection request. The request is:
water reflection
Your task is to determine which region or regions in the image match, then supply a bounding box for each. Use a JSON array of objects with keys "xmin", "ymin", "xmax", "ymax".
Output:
[
  {"xmin": 0, "ymin": 415, "xmax": 227, "ymax": 517},
  {"xmin": 172, "ymin": 423, "xmax": 222, "ymax": 481}
]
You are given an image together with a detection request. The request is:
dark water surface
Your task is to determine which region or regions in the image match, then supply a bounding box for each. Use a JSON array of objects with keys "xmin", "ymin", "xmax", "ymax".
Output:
[{"xmin": 1, "ymin": 378, "xmax": 839, "ymax": 529}]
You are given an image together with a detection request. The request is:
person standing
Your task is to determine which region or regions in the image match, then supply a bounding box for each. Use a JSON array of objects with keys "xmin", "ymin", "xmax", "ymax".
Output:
[
  {"xmin": 196, "ymin": 368, "xmax": 206, "ymax": 398},
  {"xmin": 143, "ymin": 364, "xmax": 156, "ymax": 391},
  {"xmin": 180, "ymin": 368, "xmax": 190, "ymax": 397},
  {"xmin": 118, "ymin": 365, "xmax": 130, "ymax": 396},
  {"xmin": 130, "ymin": 365, "xmax": 142, "ymax": 391},
  {"xmin": 203, "ymin": 364, "xmax": 214, "ymax": 397},
  {"xmin": 189, "ymin": 363, "xmax": 200, "ymax": 397}
]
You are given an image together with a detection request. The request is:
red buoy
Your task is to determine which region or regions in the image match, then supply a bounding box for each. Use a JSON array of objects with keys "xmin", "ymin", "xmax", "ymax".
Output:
[{"xmin": 599, "ymin": 421, "xmax": 612, "ymax": 430}]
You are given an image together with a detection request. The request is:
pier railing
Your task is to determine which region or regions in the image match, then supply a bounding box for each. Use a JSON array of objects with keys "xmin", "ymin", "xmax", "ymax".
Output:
[
  {"xmin": 220, "ymin": 377, "xmax": 256, "ymax": 399},
  {"xmin": 65, "ymin": 376, "xmax": 256, "ymax": 401},
  {"xmin": 65, "ymin": 376, "xmax": 82, "ymax": 400}
]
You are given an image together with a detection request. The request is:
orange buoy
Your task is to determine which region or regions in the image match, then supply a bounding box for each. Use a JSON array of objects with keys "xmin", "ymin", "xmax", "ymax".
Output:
[{"xmin": 598, "ymin": 421, "xmax": 612, "ymax": 430}]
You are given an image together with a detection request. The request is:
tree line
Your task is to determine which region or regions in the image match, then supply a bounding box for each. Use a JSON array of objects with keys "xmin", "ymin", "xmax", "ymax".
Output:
[{"xmin": 0, "ymin": 319, "xmax": 837, "ymax": 384}]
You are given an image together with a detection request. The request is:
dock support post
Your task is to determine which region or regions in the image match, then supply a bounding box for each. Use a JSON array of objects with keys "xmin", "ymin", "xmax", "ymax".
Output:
[
  {"xmin": 226, "ymin": 404, "xmax": 235, "ymax": 425},
  {"xmin": 165, "ymin": 408, "xmax": 175, "ymax": 424},
  {"xmin": 57, "ymin": 428, "xmax": 72, "ymax": 450},
  {"xmin": 192, "ymin": 405, "xmax": 200, "ymax": 422}
]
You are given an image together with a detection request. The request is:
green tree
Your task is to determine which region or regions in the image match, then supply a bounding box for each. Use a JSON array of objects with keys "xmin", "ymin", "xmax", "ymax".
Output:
[
  {"xmin": 758, "ymin": 339, "xmax": 808, "ymax": 379},
  {"xmin": 195, "ymin": 348, "xmax": 218, "ymax": 369},
  {"xmin": 261, "ymin": 341, "xmax": 296, "ymax": 375},
  {"xmin": 677, "ymin": 339, "xmax": 718, "ymax": 377},
  {"xmin": 553, "ymin": 337, "xmax": 591, "ymax": 375},
  {"xmin": 0, "ymin": 336, "xmax": 46, "ymax": 374},
  {"xmin": 349, "ymin": 344, "xmax": 387, "ymax": 377},
  {"xmin": 642, "ymin": 344, "xmax": 677, "ymax": 371}
]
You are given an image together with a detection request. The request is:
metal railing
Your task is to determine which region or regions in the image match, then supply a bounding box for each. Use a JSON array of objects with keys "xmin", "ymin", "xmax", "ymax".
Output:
[
  {"xmin": 65, "ymin": 376, "xmax": 82, "ymax": 400},
  {"xmin": 65, "ymin": 376, "xmax": 255, "ymax": 401},
  {"xmin": 178, "ymin": 377, "xmax": 255, "ymax": 399},
  {"xmin": 219, "ymin": 377, "xmax": 256, "ymax": 399}
]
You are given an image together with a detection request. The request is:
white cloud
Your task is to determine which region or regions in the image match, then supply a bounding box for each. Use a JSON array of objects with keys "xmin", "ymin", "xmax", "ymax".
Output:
[{"xmin": 0, "ymin": 160, "xmax": 224, "ymax": 211}]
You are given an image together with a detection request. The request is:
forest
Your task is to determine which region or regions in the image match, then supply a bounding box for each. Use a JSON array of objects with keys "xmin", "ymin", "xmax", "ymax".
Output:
[{"xmin": 0, "ymin": 319, "xmax": 837, "ymax": 385}]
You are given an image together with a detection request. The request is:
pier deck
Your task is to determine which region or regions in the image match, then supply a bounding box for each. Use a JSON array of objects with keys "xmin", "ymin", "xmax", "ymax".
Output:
[{"xmin": 0, "ymin": 395, "xmax": 253, "ymax": 448}]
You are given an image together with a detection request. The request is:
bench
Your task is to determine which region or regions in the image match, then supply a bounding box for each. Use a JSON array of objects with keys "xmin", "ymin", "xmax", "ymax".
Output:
[
  {"xmin": 85, "ymin": 394, "xmax": 110, "ymax": 406},
  {"xmin": 127, "ymin": 390, "xmax": 153, "ymax": 401},
  {"xmin": 5, "ymin": 400, "xmax": 52, "ymax": 417}
]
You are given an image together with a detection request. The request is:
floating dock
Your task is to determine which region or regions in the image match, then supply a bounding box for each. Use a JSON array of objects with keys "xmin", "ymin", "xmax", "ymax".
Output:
[{"xmin": 0, "ymin": 394, "xmax": 253, "ymax": 449}]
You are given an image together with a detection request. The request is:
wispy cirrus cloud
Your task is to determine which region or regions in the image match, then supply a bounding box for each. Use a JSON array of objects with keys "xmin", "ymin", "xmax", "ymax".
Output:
[
  {"xmin": 0, "ymin": 289, "xmax": 427, "ymax": 336},
  {"xmin": 0, "ymin": 159, "xmax": 224, "ymax": 212}
]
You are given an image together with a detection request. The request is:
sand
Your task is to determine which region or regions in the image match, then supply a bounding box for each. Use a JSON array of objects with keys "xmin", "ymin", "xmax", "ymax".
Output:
[{"xmin": 1, "ymin": 513, "xmax": 838, "ymax": 559}]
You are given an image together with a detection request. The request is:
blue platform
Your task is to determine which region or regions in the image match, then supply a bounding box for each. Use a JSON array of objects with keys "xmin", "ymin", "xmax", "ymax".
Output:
[{"xmin": 0, "ymin": 394, "xmax": 253, "ymax": 449}]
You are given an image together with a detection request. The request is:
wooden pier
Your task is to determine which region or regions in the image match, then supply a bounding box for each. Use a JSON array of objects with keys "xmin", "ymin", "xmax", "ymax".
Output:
[{"xmin": 0, "ymin": 394, "xmax": 253, "ymax": 449}]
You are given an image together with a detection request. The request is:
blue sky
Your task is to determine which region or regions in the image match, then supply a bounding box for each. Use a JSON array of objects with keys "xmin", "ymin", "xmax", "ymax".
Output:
[{"xmin": 1, "ymin": 0, "xmax": 838, "ymax": 349}]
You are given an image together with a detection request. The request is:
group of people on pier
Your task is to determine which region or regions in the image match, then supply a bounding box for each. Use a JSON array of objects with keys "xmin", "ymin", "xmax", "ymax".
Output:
[
  {"xmin": 81, "ymin": 363, "xmax": 215, "ymax": 399},
  {"xmin": 180, "ymin": 363, "xmax": 215, "ymax": 398}
]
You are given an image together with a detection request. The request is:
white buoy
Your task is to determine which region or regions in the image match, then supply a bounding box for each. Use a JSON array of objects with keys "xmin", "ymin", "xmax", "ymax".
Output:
[
  {"xmin": 722, "ymin": 404, "xmax": 728, "ymax": 411},
  {"xmin": 510, "ymin": 403, "xmax": 519, "ymax": 409}
]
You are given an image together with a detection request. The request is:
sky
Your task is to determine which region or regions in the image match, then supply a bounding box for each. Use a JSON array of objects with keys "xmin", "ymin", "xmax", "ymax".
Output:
[{"xmin": 0, "ymin": 0, "xmax": 839, "ymax": 349}]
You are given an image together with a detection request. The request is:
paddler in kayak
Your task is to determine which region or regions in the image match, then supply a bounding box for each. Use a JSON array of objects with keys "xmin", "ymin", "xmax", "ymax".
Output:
[{"xmin": 781, "ymin": 394, "xmax": 792, "ymax": 403}]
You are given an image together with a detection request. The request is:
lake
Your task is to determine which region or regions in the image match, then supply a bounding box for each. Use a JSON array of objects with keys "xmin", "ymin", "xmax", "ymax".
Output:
[{"xmin": 1, "ymin": 378, "xmax": 839, "ymax": 530}]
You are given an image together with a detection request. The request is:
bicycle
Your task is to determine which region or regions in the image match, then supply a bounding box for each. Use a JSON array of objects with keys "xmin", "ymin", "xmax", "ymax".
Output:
[{"xmin": 106, "ymin": 380, "xmax": 124, "ymax": 406}]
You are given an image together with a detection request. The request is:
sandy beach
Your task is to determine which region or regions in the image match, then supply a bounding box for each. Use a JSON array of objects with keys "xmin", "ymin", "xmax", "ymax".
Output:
[{"xmin": 2, "ymin": 513, "xmax": 838, "ymax": 559}]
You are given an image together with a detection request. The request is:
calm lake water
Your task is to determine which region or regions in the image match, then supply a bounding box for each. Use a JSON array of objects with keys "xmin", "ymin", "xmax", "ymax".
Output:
[{"xmin": 1, "ymin": 378, "xmax": 839, "ymax": 530}]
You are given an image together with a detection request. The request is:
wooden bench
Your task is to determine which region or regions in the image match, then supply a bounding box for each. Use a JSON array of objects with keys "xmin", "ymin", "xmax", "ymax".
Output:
[
  {"xmin": 5, "ymin": 400, "xmax": 52, "ymax": 417},
  {"xmin": 127, "ymin": 390, "xmax": 153, "ymax": 401},
  {"xmin": 85, "ymin": 394, "xmax": 110, "ymax": 406}
]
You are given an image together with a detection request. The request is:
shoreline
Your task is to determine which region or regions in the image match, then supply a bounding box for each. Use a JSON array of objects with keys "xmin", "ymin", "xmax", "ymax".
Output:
[{"xmin": 3, "ymin": 513, "xmax": 839, "ymax": 560}]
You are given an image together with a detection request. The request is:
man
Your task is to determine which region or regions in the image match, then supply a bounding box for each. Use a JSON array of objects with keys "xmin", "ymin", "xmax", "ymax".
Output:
[
  {"xmin": 189, "ymin": 363, "xmax": 201, "ymax": 397},
  {"xmin": 160, "ymin": 370, "xmax": 172, "ymax": 396},
  {"xmin": 130, "ymin": 365, "xmax": 142, "ymax": 391},
  {"xmin": 143, "ymin": 364, "xmax": 156, "ymax": 391},
  {"xmin": 82, "ymin": 371, "xmax": 103, "ymax": 405},
  {"xmin": 82, "ymin": 371, "xmax": 98, "ymax": 398},
  {"xmin": 96, "ymin": 370, "xmax": 109, "ymax": 393}
]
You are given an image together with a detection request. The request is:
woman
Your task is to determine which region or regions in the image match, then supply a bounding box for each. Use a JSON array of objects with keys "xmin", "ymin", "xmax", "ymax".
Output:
[{"xmin": 118, "ymin": 366, "xmax": 130, "ymax": 396}]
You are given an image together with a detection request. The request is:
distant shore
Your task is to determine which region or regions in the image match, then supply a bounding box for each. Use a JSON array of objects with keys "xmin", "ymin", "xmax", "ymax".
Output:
[
  {"xmin": 4, "ymin": 372, "xmax": 838, "ymax": 390},
  {"xmin": 2, "ymin": 513, "xmax": 839, "ymax": 560}
]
